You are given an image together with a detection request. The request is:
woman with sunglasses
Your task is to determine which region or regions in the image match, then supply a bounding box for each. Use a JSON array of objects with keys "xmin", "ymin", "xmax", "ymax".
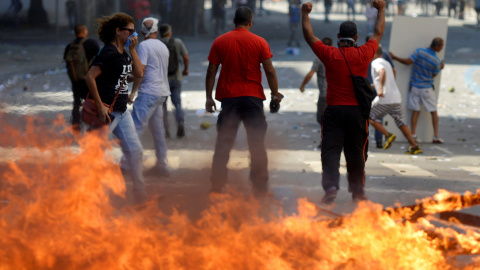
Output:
[{"xmin": 85, "ymin": 13, "xmax": 146, "ymax": 204}]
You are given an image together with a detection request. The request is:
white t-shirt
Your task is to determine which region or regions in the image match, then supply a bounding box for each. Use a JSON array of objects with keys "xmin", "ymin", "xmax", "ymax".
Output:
[
  {"xmin": 137, "ymin": 39, "xmax": 171, "ymax": 97},
  {"xmin": 371, "ymin": 57, "xmax": 401, "ymax": 105}
]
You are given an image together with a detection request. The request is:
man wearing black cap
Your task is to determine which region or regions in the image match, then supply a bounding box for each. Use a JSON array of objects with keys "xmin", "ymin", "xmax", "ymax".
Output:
[{"xmin": 301, "ymin": 0, "xmax": 386, "ymax": 204}]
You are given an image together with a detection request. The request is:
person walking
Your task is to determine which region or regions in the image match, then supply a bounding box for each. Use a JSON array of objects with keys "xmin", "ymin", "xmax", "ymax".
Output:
[
  {"xmin": 160, "ymin": 24, "xmax": 189, "ymax": 138},
  {"xmin": 128, "ymin": 17, "xmax": 171, "ymax": 177},
  {"xmin": 389, "ymin": 37, "xmax": 445, "ymax": 144},
  {"xmin": 288, "ymin": 0, "xmax": 301, "ymax": 47},
  {"xmin": 65, "ymin": 0, "xmax": 77, "ymax": 30},
  {"xmin": 299, "ymin": 37, "xmax": 333, "ymax": 128},
  {"xmin": 369, "ymin": 46, "xmax": 422, "ymax": 154},
  {"xmin": 63, "ymin": 24, "xmax": 100, "ymax": 131},
  {"xmin": 205, "ymin": 6, "xmax": 283, "ymax": 197},
  {"xmin": 302, "ymin": 0, "xmax": 385, "ymax": 204},
  {"xmin": 84, "ymin": 13, "xmax": 146, "ymax": 204}
]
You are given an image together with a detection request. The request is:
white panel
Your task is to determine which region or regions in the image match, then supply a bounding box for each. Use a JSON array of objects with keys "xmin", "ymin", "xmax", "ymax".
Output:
[{"xmin": 387, "ymin": 17, "xmax": 448, "ymax": 142}]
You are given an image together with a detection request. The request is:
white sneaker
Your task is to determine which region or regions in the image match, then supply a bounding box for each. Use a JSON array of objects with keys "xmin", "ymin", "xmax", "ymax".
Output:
[
  {"xmin": 412, "ymin": 134, "xmax": 422, "ymax": 143},
  {"xmin": 432, "ymin": 136, "xmax": 444, "ymax": 144}
]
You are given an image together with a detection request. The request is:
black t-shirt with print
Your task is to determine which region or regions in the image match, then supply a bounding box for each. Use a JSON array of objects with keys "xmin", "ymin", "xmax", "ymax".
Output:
[{"xmin": 91, "ymin": 43, "xmax": 131, "ymax": 112}]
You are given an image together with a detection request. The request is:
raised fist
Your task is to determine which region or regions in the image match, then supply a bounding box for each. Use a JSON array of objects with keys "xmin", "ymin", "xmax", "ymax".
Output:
[
  {"xmin": 302, "ymin": 2, "xmax": 313, "ymax": 14},
  {"xmin": 372, "ymin": 0, "xmax": 386, "ymax": 10}
]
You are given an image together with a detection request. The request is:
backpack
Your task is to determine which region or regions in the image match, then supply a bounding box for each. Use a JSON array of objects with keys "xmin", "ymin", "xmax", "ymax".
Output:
[
  {"xmin": 165, "ymin": 38, "xmax": 179, "ymax": 76},
  {"xmin": 65, "ymin": 38, "xmax": 89, "ymax": 82}
]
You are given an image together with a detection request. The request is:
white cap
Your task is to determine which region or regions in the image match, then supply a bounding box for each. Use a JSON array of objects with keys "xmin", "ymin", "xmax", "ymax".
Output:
[{"xmin": 141, "ymin": 17, "xmax": 159, "ymax": 36}]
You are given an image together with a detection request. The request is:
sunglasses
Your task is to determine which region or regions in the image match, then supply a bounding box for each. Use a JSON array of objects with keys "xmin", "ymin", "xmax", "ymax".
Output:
[{"xmin": 121, "ymin": 27, "xmax": 135, "ymax": 34}]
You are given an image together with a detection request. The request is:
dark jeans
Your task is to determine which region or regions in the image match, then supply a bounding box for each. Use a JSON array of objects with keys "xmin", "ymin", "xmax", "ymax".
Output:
[
  {"xmin": 71, "ymin": 80, "xmax": 88, "ymax": 125},
  {"xmin": 163, "ymin": 79, "xmax": 185, "ymax": 133},
  {"xmin": 321, "ymin": 106, "xmax": 369, "ymax": 195},
  {"xmin": 211, "ymin": 97, "xmax": 268, "ymax": 193}
]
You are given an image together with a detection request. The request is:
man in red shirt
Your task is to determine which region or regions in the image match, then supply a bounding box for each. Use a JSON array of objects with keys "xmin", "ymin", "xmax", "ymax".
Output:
[
  {"xmin": 302, "ymin": 0, "xmax": 385, "ymax": 204},
  {"xmin": 205, "ymin": 6, "xmax": 283, "ymax": 197}
]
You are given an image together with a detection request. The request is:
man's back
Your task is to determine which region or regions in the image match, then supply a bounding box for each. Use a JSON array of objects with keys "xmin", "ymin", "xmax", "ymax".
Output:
[
  {"xmin": 137, "ymin": 39, "xmax": 170, "ymax": 97},
  {"xmin": 410, "ymin": 47, "xmax": 441, "ymax": 88},
  {"xmin": 312, "ymin": 39, "xmax": 377, "ymax": 105},
  {"xmin": 160, "ymin": 37, "xmax": 188, "ymax": 81},
  {"xmin": 371, "ymin": 58, "xmax": 401, "ymax": 104},
  {"xmin": 208, "ymin": 28, "xmax": 273, "ymax": 101}
]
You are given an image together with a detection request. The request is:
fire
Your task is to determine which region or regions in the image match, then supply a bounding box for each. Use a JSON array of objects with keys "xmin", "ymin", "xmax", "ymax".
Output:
[{"xmin": 0, "ymin": 116, "xmax": 479, "ymax": 269}]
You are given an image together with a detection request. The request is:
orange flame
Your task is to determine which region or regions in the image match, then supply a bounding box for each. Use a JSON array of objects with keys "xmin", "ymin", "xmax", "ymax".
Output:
[{"xmin": 0, "ymin": 116, "xmax": 479, "ymax": 269}]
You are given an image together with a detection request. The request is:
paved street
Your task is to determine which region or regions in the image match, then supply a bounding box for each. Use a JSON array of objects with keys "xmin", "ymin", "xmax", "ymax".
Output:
[{"xmin": 0, "ymin": 1, "xmax": 479, "ymax": 217}]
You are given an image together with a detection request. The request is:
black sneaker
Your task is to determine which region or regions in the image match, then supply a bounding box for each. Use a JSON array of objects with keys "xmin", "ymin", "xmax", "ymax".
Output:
[
  {"xmin": 321, "ymin": 186, "xmax": 338, "ymax": 204},
  {"xmin": 176, "ymin": 124, "xmax": 185, "ymax": 138},
  {"xmin": 352, "ymin": 192, "xmax": 367, "ymax": 202},
  {"xmin": 376, "ymin": 142, "xmax": 383, "ymax": 149}
]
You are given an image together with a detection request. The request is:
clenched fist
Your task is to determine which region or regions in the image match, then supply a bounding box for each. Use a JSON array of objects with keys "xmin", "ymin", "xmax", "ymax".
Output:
[
  {"xmin": 372, "ymin": 0, "xmax": 386, "ymax": 10},
  {"xmin": 302, "ymin": 2, "xmax": 313, "ymax": 14}
]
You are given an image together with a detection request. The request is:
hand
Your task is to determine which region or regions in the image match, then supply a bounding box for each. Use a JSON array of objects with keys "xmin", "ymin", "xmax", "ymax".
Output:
[
  {"xmin": 389, "ymin": 51, "xmax": 396, "ymax": 60},
  {"xmin": 372, "ymin": 0, "xmax": 386, "ymax": 10},
  {"xmin": 97, "ymin": 104, "xmax": 112, "ymax": 124},
  {"xmin": 440, "ymin": 60, "xmax": 445, "ymax": 69},
  {"xmin": 205, "ymin": 97, "xmax": 217, "ymax": 113},
  {"xmin": 128, "ymin": 93, "xmax": 135, "ymax": 104},
  {"xmin": 272, "ymin": 92, "xmax": 284, "ymax": 102},
  {"xmin": 302, "ymin": 2, "xmax": 313, "ymax": 14},
  {"xmin": 183, "ymin": 69, "xmax": 189, "ymax": 76},
  {"xmin": 128, "ymin": 35, "xmax": 138, "ymax": 49},
  {"xmin": 377, "ymin": 90, "xmax": 384, "ymax": 97}
]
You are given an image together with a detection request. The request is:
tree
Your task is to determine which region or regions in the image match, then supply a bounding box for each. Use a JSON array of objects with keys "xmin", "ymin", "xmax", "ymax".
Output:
[{"xmin": 28, "ymin": 0, "xmax": 49, "ymax": 26}]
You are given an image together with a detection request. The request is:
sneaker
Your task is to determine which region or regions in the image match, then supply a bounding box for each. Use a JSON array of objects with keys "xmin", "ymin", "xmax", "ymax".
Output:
[
  {"xmin": 383, "ymin": 133, "xmax": 396, "ymax": 150},
  {"xmin": 321, "ymin": 186, "xmax": 338, "ymax": 204},
  {"xmin": 144, "ymin": 166, "xmax": 171, "ymax": 178},
  {"xmin": 376, "ymin": 142, "xmax": 383, "ymax": 149},
  {"xmin": 176, "ymin": 124, "xmax": 185, "ymax": 138},
  {"xmin": 432, "ymin": 137, "xmax": 444, "ymax": 144},
  {"xmin": 405, "ymin": 145, "xmax": 423, "ymax": 155},
  {"xmin": 412, "ymin": 134, "xmax": 422, "ymax": 143}
]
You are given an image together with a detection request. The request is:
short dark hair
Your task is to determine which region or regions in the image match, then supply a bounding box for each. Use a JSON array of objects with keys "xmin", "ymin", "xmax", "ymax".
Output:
[
  {"xmin": 234, "ymin": 7, "xmax": 253, "ymax": 26},
  {"xmin": 430, "ymin": 37, "xmax": 443, "ymax": 48},
  {"xmin": 339, "ymin": 21, "xmax": 357, "ymax": 38},
  {"xmin": 159, "ymin": 24, "xmax": 172, "ymax": 37},
  {"xmin": 74, "ymin": 24, "xmax": 87, "ymax": 36},
  {"xmin": 322, "ymin": 37, "xmax": 333, "ymax": 46}
]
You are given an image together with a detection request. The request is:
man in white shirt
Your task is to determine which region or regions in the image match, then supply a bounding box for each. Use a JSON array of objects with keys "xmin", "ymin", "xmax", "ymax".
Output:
[
  {"xmin": 129, "ymin": 17, "xmax": 171, "ymax": 176},
  {"xmin": 369, "ymin": 46, "xmax": 422, "ymax": 154}
]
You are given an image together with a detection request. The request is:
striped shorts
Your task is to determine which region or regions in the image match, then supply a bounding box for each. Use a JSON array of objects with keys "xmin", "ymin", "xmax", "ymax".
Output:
[{"xmin": 369, "ymin": 103, "xmax": 407, "ymax": 128}]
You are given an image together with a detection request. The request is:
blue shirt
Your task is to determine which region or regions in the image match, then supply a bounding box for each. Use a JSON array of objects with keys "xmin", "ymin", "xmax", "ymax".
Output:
[{"xmin": 409, "ymin": 47, "xmax": 441, "ymax": 89}]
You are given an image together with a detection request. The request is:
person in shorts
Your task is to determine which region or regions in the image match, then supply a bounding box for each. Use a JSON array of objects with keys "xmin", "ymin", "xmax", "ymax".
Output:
[
  {"xmin": 390, "ymin": 37, "xmax": 445, "ymax": 144},
  {"xmin": 369, "ymin": 46, "xmax": 422, "ymax": 154}
]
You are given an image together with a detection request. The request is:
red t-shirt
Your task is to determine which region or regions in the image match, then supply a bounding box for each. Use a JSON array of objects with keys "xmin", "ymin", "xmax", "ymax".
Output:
[
  {"xmin": 312, "ymin": 39, "xmax": 378, "ymax": 106},
  {"xmin": 208, "ymin": 28, "xmax": 273, "ymax": 101}
]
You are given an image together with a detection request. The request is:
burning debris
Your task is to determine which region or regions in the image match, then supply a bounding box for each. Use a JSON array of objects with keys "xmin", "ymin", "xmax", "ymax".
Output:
[{"xmin": 0, "ymin": 118, "xmax": 479, "ymax": 269}]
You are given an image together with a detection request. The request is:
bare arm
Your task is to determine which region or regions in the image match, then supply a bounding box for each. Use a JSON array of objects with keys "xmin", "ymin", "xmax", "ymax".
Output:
[
  {"xmin": 85, "ymin": 66, "xmax": 112, "ymax": 124},
  {"xmin": 377, "ymin": 68, "xmax": 386, "ymax": 97},
  {"xmin": 262, "ymin": 58, "xmax": 282, "ymax": 99},
  {"xmin": 301, "ymin": 3, "xmax": 321, "ymax": 48},
  {"xmin": 389, "ymin": 51, "xmax": 414, "ymax": 65},
  {"xmin": 129, "ymin": 71, "xmax": 145, "ymax": 104},
  {"xmin": 369, "ymin": 0, "xmax": 386, "ymax": 45},
  {"xmin": 300, "ymin": 70, "xmax": 316, "ymax": 92},
  {"xmin": 205, "ymin": 62, "xmax": 219, "ymax": 113},
  {"xmin": 392, "ymin": 67, "xmax": 397, "ymax": 79},
  {"xmin": 182, "ymin": 54, "xmax": 189, "ymax": 76}
]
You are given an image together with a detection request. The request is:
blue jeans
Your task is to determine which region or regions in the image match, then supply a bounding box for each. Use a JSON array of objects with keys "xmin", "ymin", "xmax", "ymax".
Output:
[
  {"xmin": 132, "ymin": 93, "xmax": 168, "ymax": 170},
  {"xmin": 163, "ymin": 80, "xmax": 185, "ymax": 133},
  {"xmin": 109, "ymin": 109, "xmax": 146, "ymax": 203}
]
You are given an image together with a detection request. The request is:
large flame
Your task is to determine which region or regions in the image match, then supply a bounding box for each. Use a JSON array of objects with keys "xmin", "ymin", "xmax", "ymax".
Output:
[{"xmin": 0, "ymin": 116, "xmax": 479, "ymax": 269}]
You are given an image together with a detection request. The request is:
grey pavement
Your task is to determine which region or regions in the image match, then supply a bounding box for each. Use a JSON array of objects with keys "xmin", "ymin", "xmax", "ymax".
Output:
[{"xmin": 0, "ymin": 1, "xmax": 479, "ymax": 217}]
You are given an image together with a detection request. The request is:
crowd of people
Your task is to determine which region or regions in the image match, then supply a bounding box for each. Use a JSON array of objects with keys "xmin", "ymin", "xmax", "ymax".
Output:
[{"xmin": 63, "ymin": 0, "xmax": 446, "ymax": 206}]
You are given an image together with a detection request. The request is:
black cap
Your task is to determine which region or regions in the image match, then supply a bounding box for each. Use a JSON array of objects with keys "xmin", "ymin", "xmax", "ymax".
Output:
[{"xmin": 339, "ymin": 21, "xmax": 357, "ymax": 38}]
